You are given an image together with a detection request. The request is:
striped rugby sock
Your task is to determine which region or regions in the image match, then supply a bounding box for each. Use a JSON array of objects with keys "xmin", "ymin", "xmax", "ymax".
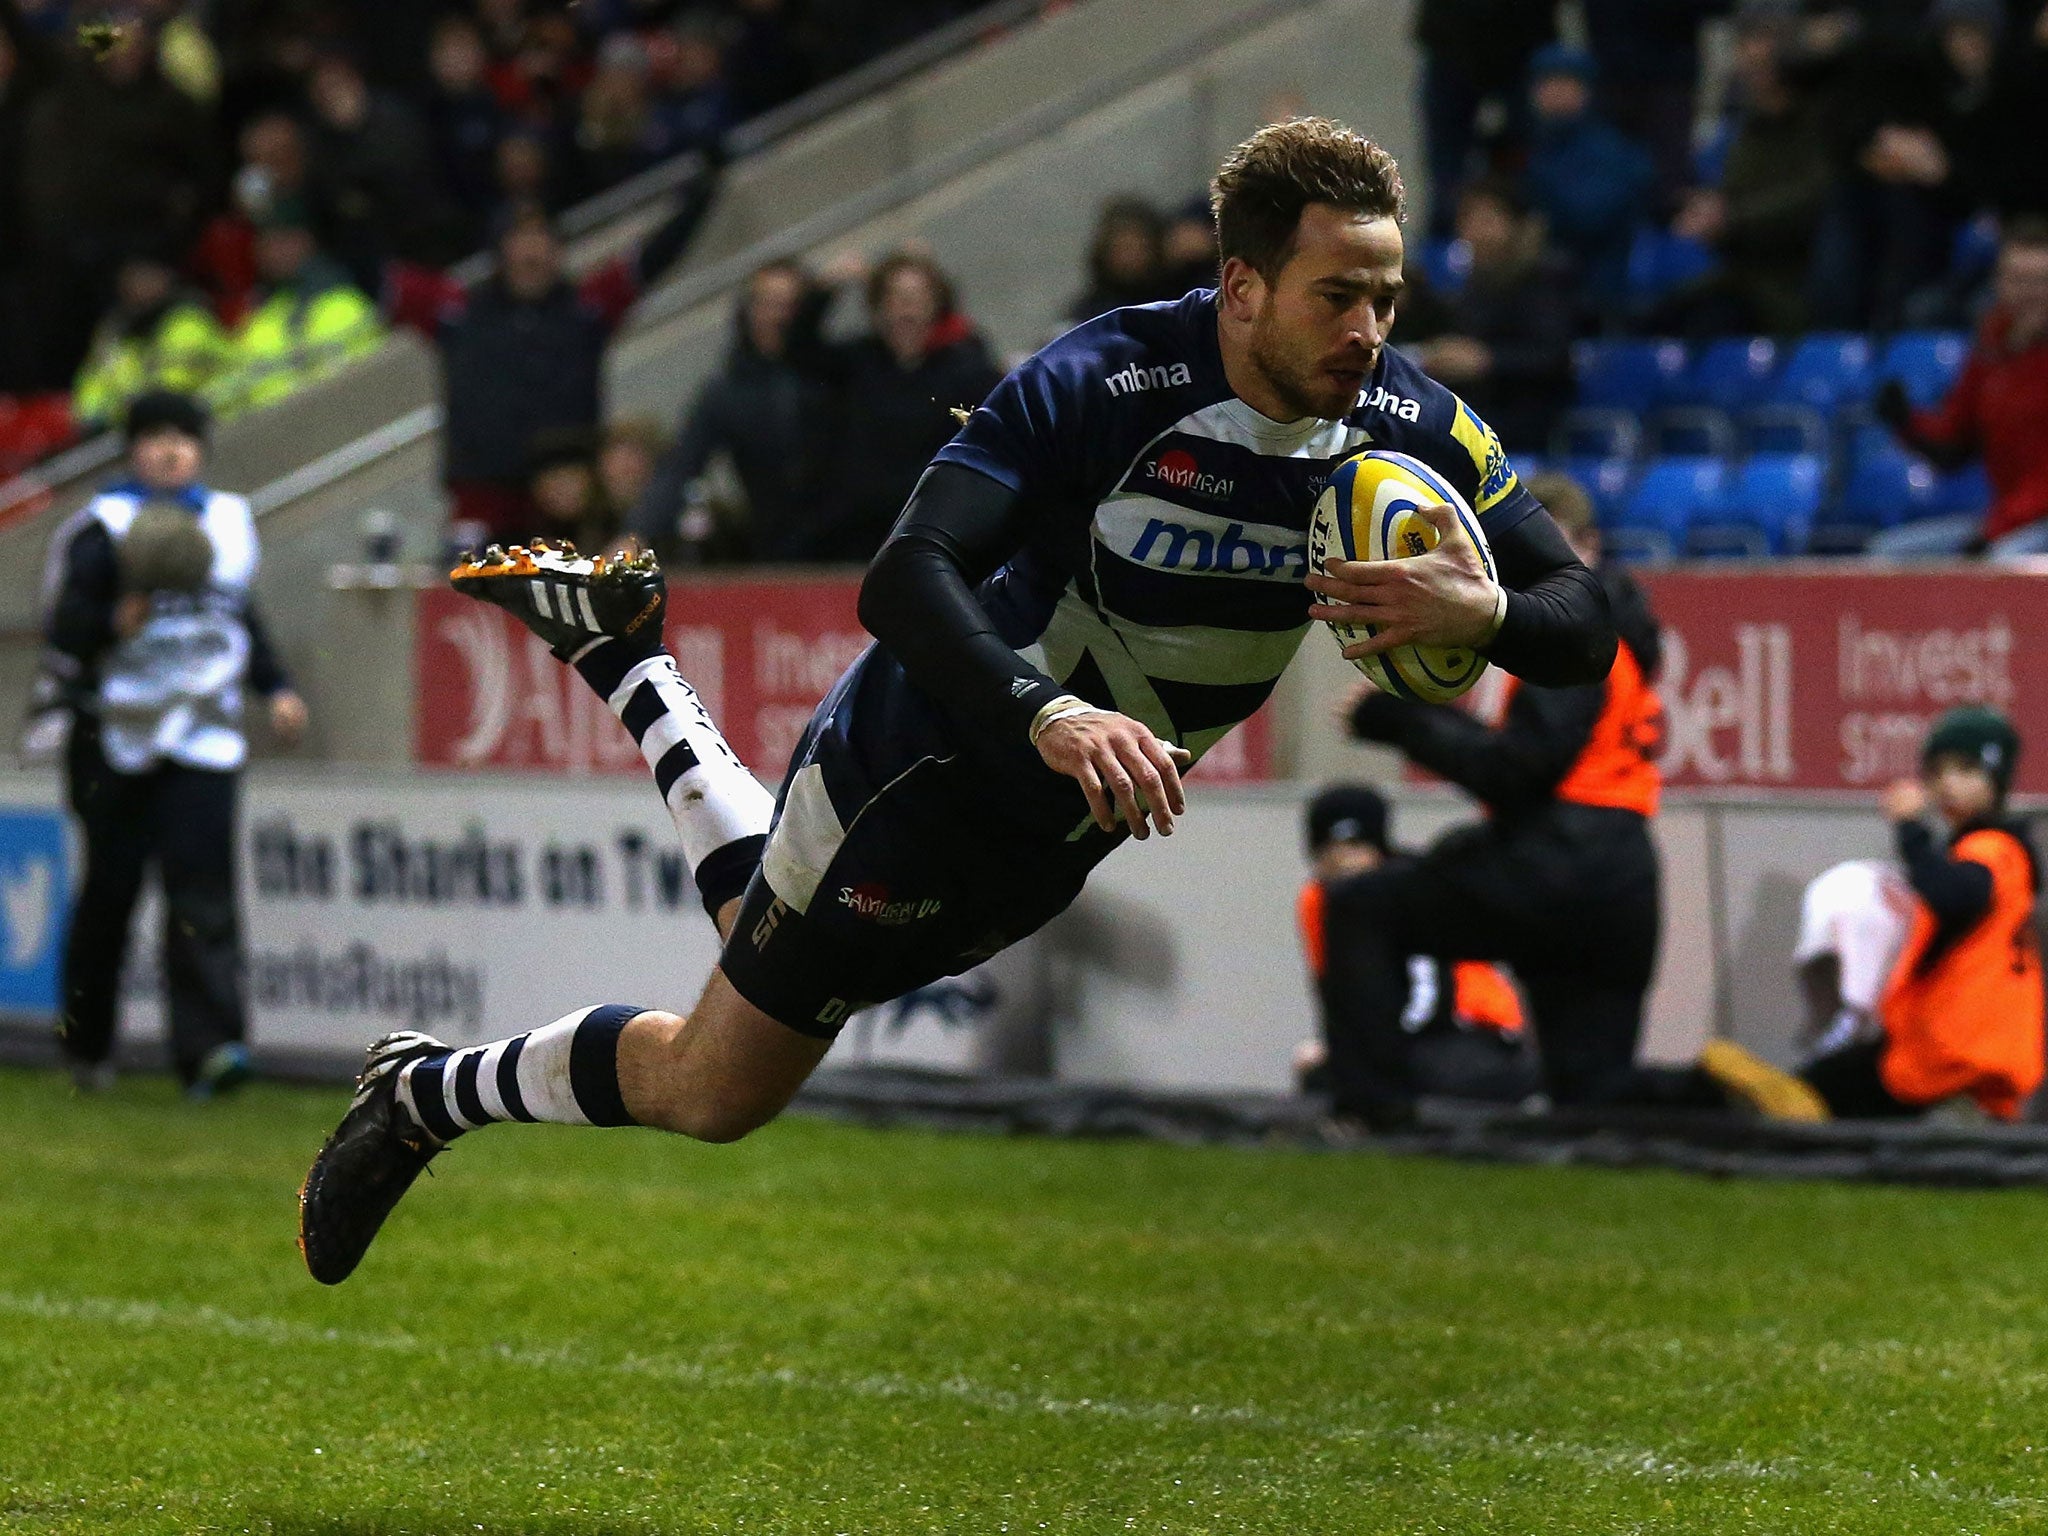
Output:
[
  {"xmin": 395, "ymin": 1004, "xmax": 642, "ymax": 1140},
  {"xmin": 572, "ymin": 643, "xmax": 774, "ymax": 918}
]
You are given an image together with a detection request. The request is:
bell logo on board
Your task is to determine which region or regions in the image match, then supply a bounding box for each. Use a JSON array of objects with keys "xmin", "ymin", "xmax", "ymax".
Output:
[{"xmin": 1659, "ymin": 623, "xmax": 1796, "ymax": 784}]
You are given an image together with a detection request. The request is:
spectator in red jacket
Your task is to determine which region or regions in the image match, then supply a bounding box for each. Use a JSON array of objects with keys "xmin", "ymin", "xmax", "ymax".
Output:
[{"xmin": 1868, "ymin": 217, "xmax": 2048, "ymax": 560}]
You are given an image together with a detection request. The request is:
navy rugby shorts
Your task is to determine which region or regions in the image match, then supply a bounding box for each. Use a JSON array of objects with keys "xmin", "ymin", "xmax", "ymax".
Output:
[{"xmin": 717, "ymin": 647, "xmax": 1115, "ymax": 1038}]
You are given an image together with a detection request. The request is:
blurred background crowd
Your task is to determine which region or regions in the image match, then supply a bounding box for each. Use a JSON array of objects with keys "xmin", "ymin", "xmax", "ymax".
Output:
[{"xmin": 4, "ymin": 0, "xmax": 2048, "ymax": 565}]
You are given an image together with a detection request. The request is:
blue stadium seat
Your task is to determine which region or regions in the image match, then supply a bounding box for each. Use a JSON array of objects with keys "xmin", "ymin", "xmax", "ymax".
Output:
[
  {"xmin": 1647, "ymin": 407, "xmax": 1736, "ymax": 458},
  {"xmin": 1550, "ymin": 407, "xmax": 1640, "ymax": 460},
  {"xmin": 1770, "ymin": 332, "xmax": 1876, "ymax": 410},
  {"xmin": 1693, "ymin": 452, "xmax": 1824, "ymax": 556},
  {"xmin": 1616, "ymin": 455, "xmax": 1724, "ymax": 555},
  {"xmin": 1559, "ymin": 455, "xmax": 1636, "ymax": 523},
  {"xmin": 1931, "ymin": 461, "xmax": 1991, "ymax": 517},
  {"xmin": 1678, "ymin": 336, "xmax": 1780, "ymax": 412},
  {"xmin": 1879, "ymin": 330, "xmax": 1969, "ymax": 408},
  {"xmin": 1739, "ymin": 404, "xmax": 1828, "ymax": 456},
  {"xmin": 1418, "ymin": 237, "xmax": 1471, "ymax": 296},
  {"xmin": 1838, "ymin": 426, "xmax": 1940, "ymax": 527},
  {"xmin": 1574, "ymin": 338, "xmax": 1689, "ymax": 410},
  {"xmin": 1624, "ymin": 228, "xmax": 1717, "ymax": 304}
]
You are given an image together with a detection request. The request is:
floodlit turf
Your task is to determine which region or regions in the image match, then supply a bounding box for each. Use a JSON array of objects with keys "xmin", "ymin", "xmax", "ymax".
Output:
[{"xmin": 2, "ymin": 1068, "xmax": 2047, "ymax": 1534}]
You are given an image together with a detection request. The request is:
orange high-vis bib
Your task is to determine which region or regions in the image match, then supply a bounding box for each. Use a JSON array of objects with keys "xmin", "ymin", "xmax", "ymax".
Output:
[
  {"xmin": 1451, "ymin": 960, "xmax": 1525, "ymax": 1035},
  {"xmin": 1498, "ymin": 639, "xmax": 1664, "ymax": 816},
  {"xmin": 1297, "ymin": 880, "xmax": 1524, "ymax": 1035},
  {"xmin": 1297, "ymin": 880, "xmax": 1330, "ymax": 980},
  {"xmin": 1879, "ymin": 828, "xmax": 2045, "ymax": 1120}
]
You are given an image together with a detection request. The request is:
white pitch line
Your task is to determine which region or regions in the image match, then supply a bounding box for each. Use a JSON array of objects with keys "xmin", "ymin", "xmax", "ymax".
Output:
[{"xmin": 0, "ymin": 1289, "xmax": 2038, "ymax": 1510}]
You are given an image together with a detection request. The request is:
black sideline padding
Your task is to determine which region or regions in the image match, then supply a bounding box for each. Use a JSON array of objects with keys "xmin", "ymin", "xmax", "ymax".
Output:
[{"xmin": 794, "ymin": 1068, "xmax": 2048, "ymax": 1190}]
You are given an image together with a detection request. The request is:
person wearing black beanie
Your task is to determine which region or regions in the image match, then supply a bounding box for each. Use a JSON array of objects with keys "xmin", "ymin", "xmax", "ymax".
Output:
[
  {"xmin": 121, "ymin": 387, "xmax": 211, "ymax": 446},
  {"xmin": 1690, "ymin": 705, "xmax": 2043, "ymax": 1123},
  {"xmin": 37, "ymin": 387, "xmax": 307, "ymax": 1100}
]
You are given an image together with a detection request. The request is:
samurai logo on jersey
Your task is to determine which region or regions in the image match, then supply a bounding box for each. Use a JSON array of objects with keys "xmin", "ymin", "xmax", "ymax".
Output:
[
  {"xmin": 1105, "ymin": 360, "xmax": 1193, "ymax": 397},
  {"xmin": 1144, "ymin": 448, "xmax": 1234, "ymax": 502},
  {"xmin": 837, "ymin": 883, "xmax": 943, "ymax": 925}
]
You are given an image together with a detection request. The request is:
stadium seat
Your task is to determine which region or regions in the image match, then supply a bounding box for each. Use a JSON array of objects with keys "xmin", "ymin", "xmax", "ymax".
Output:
[
  {"xmin": 1739, "ymin": 404, "xmax": 1827, "ymax": 456},
  {"xmin": 1930, "ymin": 461, "xmax": 1991, "ymax": 517},
  {"xmin": 1678, "ymin": 336, "xmax": 1780, "ymax": 412},
  {"xmin": 1418, "ymin": 237, "xmax": 1472, "ymax": 296},
  {"xmin": 1838, "ymin": 426, "xmax": 1941, "ymax": 527},
  {"xmin": 1573, "ymin": 338, "xmax": 1689, "ymax": 411},
  {"xmin": 1559, "ymin": 455, "xmax": 1636, "ymax": 522},
  {"xmin": 1647, "ymin": 407, "xmax": 1735, "ymax": 458},
  {"xmin": 1879, "ymin": 330, "xmax": 1969, "ymax": 408},
  {"xmin": 1615, "ymin": 455, "xmax": 1724, "ymax": 556},
  {"xmin": 1549, "ymin": 408, "xmax": 1640, "ymax": 461},
  {"xmin": 0, "ymin": 393, "xmax": 75, "ymax": 477},
  {"xmin": 1770, "ymin": 333, "xmax": 1876, "ymax": 410},
  {"xmin": 1693, "ymin": 452, "xmax": 1824, "ymax": 556},
  {"xmin": 1624, "ymin": 228, "xmax": 1717, "ymax": 305}
]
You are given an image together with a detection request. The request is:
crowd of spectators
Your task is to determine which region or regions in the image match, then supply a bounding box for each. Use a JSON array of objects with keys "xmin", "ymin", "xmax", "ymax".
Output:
[
  {"xmin": 0, "ymin": 0, "xmax": 999, "ymax": 476},
  {"xmin": 10, "ymin": 0, "xmax": 2046, "ymax": 565},
  {"xmin": 1395, "ymin": 0, "xmax": 2048, "ymax": 559},
  {"xmin": 1413, "ymin": 0, "xmax": 2048, "ymax": 339},
  {"xmin": 624, "ymin": 247, "xmax": 1003, "ymax": 563},
  {"xmin": 629, "ymin": 0, "xmax": 2048, "ymax": 568}
]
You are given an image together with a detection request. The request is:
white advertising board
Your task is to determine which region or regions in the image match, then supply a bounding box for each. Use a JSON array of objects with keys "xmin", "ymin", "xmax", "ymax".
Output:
[{"xmin": 87, "ymin": 770, "xmax": 1026, "ymax": 1074}]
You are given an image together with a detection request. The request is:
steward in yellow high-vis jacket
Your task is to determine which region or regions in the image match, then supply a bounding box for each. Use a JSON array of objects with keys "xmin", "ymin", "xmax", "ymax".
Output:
[
  {"xmin": 214, "ymin": 201, "xmax": 383, "ymax": 419},
  {"xmin": 72, "ymin": 254, "xmax": 232, "ymax": 433}
]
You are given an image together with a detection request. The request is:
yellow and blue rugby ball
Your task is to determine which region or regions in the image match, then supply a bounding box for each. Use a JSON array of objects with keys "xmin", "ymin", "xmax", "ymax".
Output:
[{"xmin": 1309, "ymin": 449, "xmax": 1495, "ymax": 704}]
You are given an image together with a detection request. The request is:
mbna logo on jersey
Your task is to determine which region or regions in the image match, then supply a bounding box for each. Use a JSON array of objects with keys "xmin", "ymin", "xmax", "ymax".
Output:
[
  {"xmin": 1104, "ymin": 361, "xmax": 1193, "ymax": 397},
  {"xmin": 1129, "ymin": 517, "xmax": 1308, "ymax": 577},
  {"xmin": 1363, "ymin": 385, "xmax": 1421, "ymax": 422}
]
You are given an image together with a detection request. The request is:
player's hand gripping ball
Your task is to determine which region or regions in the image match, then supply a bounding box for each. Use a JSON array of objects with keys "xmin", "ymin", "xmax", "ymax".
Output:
[{"xmin": 1308, "ymin": 449, "xmax": 1494, "ymax": 703}]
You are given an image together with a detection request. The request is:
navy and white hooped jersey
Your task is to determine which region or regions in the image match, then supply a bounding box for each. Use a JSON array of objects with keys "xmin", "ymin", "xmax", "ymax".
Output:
[{"xmin": 935, "ymin": 288, "xmax": 1542, "ymax": 765}]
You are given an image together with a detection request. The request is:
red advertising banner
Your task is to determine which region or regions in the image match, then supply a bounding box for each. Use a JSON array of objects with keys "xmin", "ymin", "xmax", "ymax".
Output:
[
  {"xmin": 1636, "ymin": 566, "xmax": 2042, "ymax": 795},
  {"xmin": 415, "ymin": 574, "xmax": 1274, "ymax": 783}
]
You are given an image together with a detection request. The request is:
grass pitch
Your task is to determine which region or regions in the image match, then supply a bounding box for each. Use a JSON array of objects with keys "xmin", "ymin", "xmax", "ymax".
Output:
[{"xmin": 2, "ymin": 1068, "xmax": 2046, "ymax": 1534}]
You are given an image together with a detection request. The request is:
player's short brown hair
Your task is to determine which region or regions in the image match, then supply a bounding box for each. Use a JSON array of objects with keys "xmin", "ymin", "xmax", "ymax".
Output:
[
  {"xmin": 1210, "ymin": 117, "xmax": 1405, "ymax": 282},
  {"xmin": 1525, "ymin": 471, "xmax": 1595, "ymax": 536}
]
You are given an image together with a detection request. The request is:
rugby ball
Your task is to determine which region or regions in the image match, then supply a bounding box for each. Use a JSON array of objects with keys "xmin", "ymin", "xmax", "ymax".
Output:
[{"xmin": 1309, "ymin": 449, "xmax": 1495, "ymax": 704}]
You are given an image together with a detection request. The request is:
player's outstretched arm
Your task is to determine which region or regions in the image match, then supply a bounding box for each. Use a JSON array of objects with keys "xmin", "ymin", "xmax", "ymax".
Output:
[{"xmin": 859, "ymin": 463, "xmax": 1186, "ymax": 837}]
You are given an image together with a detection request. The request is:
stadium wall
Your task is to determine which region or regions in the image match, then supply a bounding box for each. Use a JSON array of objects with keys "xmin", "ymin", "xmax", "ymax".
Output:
[{"xmin": 0, "ymin": 762, "xmax": 1957, "ymax": 1094}]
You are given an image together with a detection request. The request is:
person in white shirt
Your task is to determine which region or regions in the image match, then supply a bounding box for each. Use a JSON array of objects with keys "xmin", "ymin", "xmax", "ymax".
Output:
[{"xmin": 41, "ymin": 390, "xmax": 307, "ymax": 1097}]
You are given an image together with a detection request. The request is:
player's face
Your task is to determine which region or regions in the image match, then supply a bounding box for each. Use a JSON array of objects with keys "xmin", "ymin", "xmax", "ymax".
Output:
[
  {"xmin": 1233, "ymin": 204, "xmax": 1403, "ymax": 421},
  {"xmin": 1926, "ymin": 754, "xmax": 1998, "ymax": 828}
]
